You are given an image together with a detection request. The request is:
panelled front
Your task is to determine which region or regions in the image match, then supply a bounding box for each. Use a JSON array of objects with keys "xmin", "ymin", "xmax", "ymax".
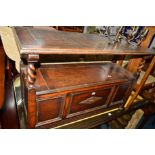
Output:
[
  {"xmin": 27, "ymin": 80, "xmax": 134, "ymax": 128},
  {"xmin": 67, "ymin": 86, "xmax": 114, "ymax": 117},
  {"xmin": 37, "ymin": 95, "xmax": 65, "ymax": 123},
  {"xmin": 21, "ymin": 62, "xmax": 136, "ymax": 128},
  {"xmin": 36, "ymin": 86, "xmax": 114, "ymax": 124},
  {"xmin": 35, "ymin": 81, "xmax": 132, "ymax": 128}
]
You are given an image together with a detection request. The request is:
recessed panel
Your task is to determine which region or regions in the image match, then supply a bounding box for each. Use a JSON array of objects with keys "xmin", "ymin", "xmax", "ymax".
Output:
[
  {"xmin": 69, "ymin": 87, "xmax": 112, "ymax": 115},
  {"xmin": 37, "ymin": 96, "xmax": 65, "ymax": 122}
]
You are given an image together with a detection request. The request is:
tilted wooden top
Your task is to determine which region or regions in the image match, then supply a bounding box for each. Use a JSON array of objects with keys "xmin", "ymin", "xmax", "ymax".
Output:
[
  {"xmin": 13, "ymin": 27, "xmax": 155, "ymax": 56},
  {"xmin": 35, "ymin": 62, "xmax": 135, "ymax": 95}
]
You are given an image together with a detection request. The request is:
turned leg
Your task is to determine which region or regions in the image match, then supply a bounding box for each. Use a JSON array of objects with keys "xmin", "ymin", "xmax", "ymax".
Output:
[{"xmin": 27, "ymin": 63, "xmax": 37, "ymax": 87}]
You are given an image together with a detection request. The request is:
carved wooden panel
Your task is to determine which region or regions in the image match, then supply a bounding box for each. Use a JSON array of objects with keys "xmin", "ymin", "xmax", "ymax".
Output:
[
  {"xmin": 68, "ymin": 87, "xmax": 113, "ymax": 116},
  {"xmin": 79, "ymin": 96, "xmax": 103, "ymax": 105}
]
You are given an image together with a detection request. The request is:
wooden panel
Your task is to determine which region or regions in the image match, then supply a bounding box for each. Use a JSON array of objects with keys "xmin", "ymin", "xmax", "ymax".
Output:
[
  {"xmin": 14, "ymin": 27, "xmax": 155, "ymax": 56},
  {"xmin": 37, "ymin": 96, "xmax": 65, "ymax": 122},
  {"xmin": 36, "ymin": 104, "xmax": 120, "ymax": 128},
  {"xmin": 68, "ymin": 87, "xmax": 112, "ymax": 115}
]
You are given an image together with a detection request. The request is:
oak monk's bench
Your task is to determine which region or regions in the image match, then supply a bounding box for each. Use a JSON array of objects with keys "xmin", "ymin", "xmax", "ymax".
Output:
[{"xmin": 9, "ymin": 27, "xmax": 155, "ymax": 128}]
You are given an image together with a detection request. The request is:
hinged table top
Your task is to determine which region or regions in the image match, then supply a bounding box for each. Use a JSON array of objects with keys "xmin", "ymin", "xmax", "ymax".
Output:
[{"xmin": 13, "ymin": 27, "xmax": 155, "ymax": 56}]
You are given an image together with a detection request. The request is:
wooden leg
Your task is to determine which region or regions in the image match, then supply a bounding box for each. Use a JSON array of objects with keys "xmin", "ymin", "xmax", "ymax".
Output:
[
  {"xmin": 27, "ymin": 88, "xmax": 37, "ymax": 128},
  {"xmin": 25, "ymin": 54, "xmax": 39, "ymax": 128},
  {"xmin": 125, "ymin": 56, "xmax": 155, "ymax": 109}
]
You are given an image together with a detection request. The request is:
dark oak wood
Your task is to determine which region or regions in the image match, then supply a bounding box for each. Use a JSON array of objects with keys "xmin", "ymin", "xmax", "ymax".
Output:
[
  {"xmin": 12, "ymin": 27, "xmax": 155, "ymax": 128},
  {"xmin": 38, "ymin": 95, "xmax": 65, "ymax": 122},
  {"xmin": 27, "ymin": 88, "xmax": 36, "ymax": 128},
  {"xmin": 37, "ymin": 100, "xmax": 150, "ymax": 129},
  {"xmin": 69, "ymin": 87, "xmax": 111, "ymax": 114},
  {"xmin": 35, "ymin": 63, "xmax": 134, "ymax": 95},
  {"xmin": 14, "ymin": 27, "xmax": 155, "ymax": 56},
  {"xmin": 21, "ymin": 62, "xmax": 136, "ymax": 128}
]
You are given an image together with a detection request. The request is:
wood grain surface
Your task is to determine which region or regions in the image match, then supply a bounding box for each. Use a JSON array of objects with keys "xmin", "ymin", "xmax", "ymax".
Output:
[
  {"xmin": 14, "ymin": 27, "xmax": 155, "ymax": 56},
  {"xmin": 35, "ymin": 62, "xmax": 135, "ymax": 95}
]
